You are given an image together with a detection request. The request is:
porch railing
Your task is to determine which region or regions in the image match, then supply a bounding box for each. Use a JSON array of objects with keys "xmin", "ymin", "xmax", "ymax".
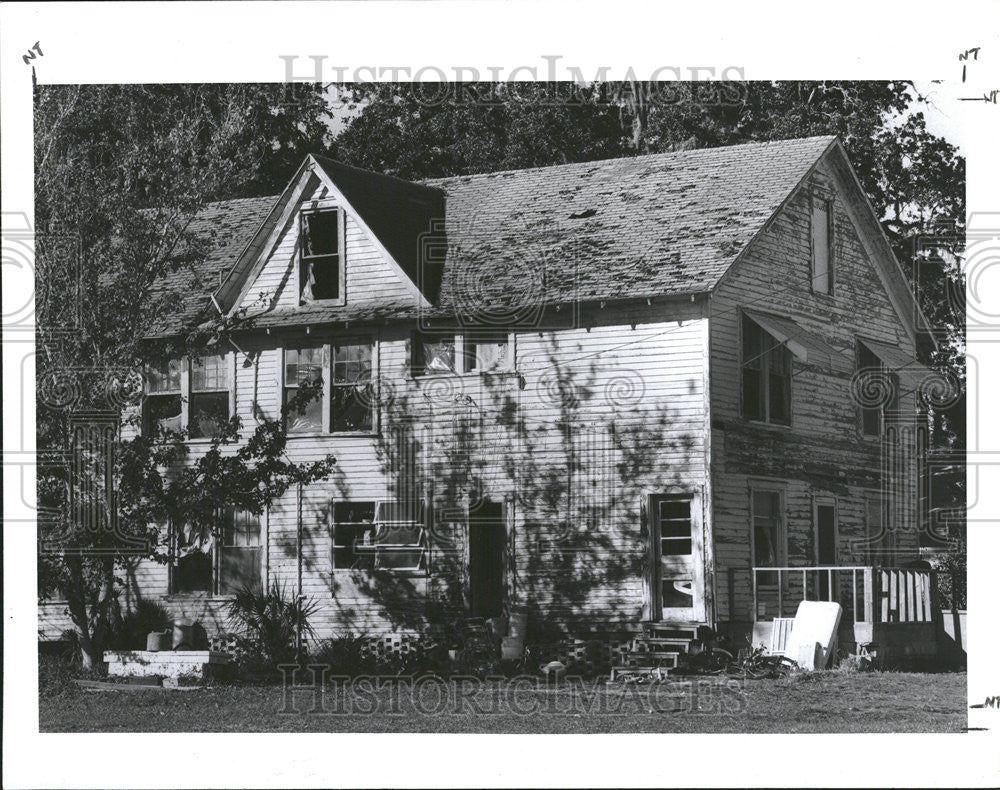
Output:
[{"xmin": 750, "ymin": 565, "xmax": 937, "ymax": 625}]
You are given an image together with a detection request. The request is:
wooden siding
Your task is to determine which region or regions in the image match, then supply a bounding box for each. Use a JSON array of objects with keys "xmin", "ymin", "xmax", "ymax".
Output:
[
  {"xmin": 238, "ymin": 180, "xmax": 417, "ymax": 314},
  {"xmin": 709, "ymin": 158, "xmax": 923, "ymax": 626}
]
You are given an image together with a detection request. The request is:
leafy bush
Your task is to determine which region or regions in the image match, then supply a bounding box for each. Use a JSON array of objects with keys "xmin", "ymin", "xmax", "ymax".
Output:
[
  {"xmin": 108, "ymin": 600, "xmax": 173, "ymax": 650},
  {"xmin": 224, "ymin": 581, "xmax": 319, "ymax": 669},
  {"xmin": 310, "ymin": 632, "xmax": 374, "ymax": 677}
]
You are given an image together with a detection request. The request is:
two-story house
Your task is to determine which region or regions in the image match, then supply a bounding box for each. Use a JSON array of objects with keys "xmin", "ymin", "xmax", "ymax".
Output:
[{"xmin": 41, "ymin": 135, "xmax": 943, "ymax": 667}]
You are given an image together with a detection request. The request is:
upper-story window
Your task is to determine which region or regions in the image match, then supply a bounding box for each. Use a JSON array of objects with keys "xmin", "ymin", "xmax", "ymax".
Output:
[
  {"xmin": 412, "ymin": 330, "xmax": 511, "ymax": 376},
  {"xmin": 299, "ymin": 208, "xmax": 343, "ymax": 303},
  {"xmin": 741, "ymin": 313, "xmax": 791, "ymax": 425},
  {"xmin": 143, "ymin": 354, "xmax": 231, "ymax": 438},
  {"xmin": 283, "ymin": 338, "xmax": 374, "ymax": 434},
  {"xmin": 856, "ymin": 340, "xmax": 899, "ymax": 437},
  {"xmin": 810, "ymin": 194, "xmax": 835, "ymax": 295}
]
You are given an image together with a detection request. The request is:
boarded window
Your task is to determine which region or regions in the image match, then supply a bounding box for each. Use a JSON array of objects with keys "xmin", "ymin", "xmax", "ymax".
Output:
[
  {"xmin": 412, "ymin": 331, "xmax": 456, "ymax": 375},
  {"xmin": 752, "ymin": 489, "xmax": 783, "ymax": 585},
  {"xmin": 300, "ymin": 210, "xmax": 341, "ymax": 301},
  {"xmin": 332, "ymin": 340, "xmax": 373, "ymax": 432},
  {"xmin": 464, "ymin": 332, "xmax": 509, "ymax": 372},
  {"xmin": 284, "ymin": 347, "xmax": 324, "ymax": 433},
  {"xmin": 144, "ymin": 358, "xmax": 183, "ymax": 435},
  {"xmin": 219, "ymin": 510, "xmax": 262, "ymax": 594},
  {"xmin": 190, "ymin": 354, "xmax": 230, "ymax": 439},
  {"xmin": 811, "ymin": 197, "xmax": 834, "ymax": 294},
  {"xmin": 741, "ymin": 313, "xmax": 791, "ymax": 425}
]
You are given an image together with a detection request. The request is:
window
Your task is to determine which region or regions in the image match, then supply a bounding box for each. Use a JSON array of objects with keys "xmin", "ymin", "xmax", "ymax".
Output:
[
  {"xmin": 658, "ymin": 498, "xmax": 692, "ymax": 556},
  {"xmin": 464, "ymin": 331, "xmax": 509, "ymax": 373},
  {"xmin": 284, "ymin": 346, "xmax": 325, "ymax": 433},
  {"xmin": 170, "ymin": 510, "xmax": 263, "ymax": 595},
  {"xmin": 412, "ymin": 331, "xmax": 457, "ymax": 375},
  {"xmin": 811, "ymin": 195, "xmax": 835, "ymax": 295},
  {"xmin": 331, "ymin": 500, "xmax": 425, "ymax": 571},
  {"xmin": 857, "ymin": 340, "xmax": 900, "ymax": 437},
  {"xmin": 741, "ymin": 313, "xmax": 791, "ymax": 425},
  {"xmin": 190, "ymin": 354, "xmax": 231, "ymax": 439},
  {"xmin": 300, "ymin": 209, "xmax": 342, "ymax": 302},
  {"xmin": 752, "ymin": 488, "xmax": 784, "ymax": 585},
  {"xmin": 144, "ymin": 358, "xmax": 183, "ymax": 434},
  {"xmin": 332, "ymin": 341, "xmax": 373, "ymax": 431},
  {"xmin": 219, "ymin": 510, "xmax": 263, "ymax": 594}
]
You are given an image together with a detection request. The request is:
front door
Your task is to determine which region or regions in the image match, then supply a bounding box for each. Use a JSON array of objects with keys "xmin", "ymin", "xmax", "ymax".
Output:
[
  {"xmin": 649, "ymin": 492, "xmax": 706, "ymax": 622},
  {"xmin": 468, "ymin": 500, "xmax": 505, "ymax": 619}
]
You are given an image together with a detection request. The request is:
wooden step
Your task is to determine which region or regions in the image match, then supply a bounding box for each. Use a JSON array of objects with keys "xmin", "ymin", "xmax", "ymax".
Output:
[
  {"xmin": 621, "ymin": 652, "xmax": 678, "ymax": 668},
  {"xmin": 636, "ymin": 637, "xmax": 693, "ymax": 649},
  {"xmin": 610, "ymin": 665, "xmax": 672, "ymax": 681},
  {"xmin": 640, "ymin": 622, "xmax": 700, "ymax": 640}
]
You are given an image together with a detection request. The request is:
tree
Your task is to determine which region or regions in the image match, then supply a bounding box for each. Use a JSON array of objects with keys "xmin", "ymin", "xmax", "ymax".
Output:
[{"xmin": 35, "ymin": 84, "xmax": 334, "ymax": 667}]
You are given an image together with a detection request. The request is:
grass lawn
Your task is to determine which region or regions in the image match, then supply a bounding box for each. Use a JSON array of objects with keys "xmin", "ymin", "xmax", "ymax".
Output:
[{"xmin": 39, "ymin": 670, "xmax": 967, "ymax": 733}]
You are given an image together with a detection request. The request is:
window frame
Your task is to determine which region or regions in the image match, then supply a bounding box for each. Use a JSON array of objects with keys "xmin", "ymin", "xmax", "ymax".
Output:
[
  {"xmin": 298, "ymin": 206, "xmax": 346, "ymax": 306},
  {"xmin": 749, "ymin": 483, "xmax": 786, "ymax": 587},
  {"xmin": 809, "ymin": 192, "xmax": 836, "ymax": 297},
  {"xmin": 282, "ymin": 336, "xmax": 377, "ymax": 436},
  {"xmin": 739, "ymin": 311, "xmax": 792, "ymax": 426},
  {"xmin": 143, "ymin": 353, "xmax": 235, "ymax": 440},
  {"xmin": 411, "ymin": 330, "xmax": 514, "ymax": 377},
  {"xmin": 168, "ymin": 508, "xmax": 264, "ymax": 597},
  {"xmin": 856, "ymin": 339, "xmax": 900, "ymax": 439},
  {"xmin": 330, "ymin": 499, "xmax": 427, "ymax": 574}
]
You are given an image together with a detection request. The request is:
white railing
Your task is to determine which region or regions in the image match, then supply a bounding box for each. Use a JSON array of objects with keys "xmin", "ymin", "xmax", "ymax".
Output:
[{"xmin": 750, "ymin": 565, "xmax": 937, "ymax": 624}]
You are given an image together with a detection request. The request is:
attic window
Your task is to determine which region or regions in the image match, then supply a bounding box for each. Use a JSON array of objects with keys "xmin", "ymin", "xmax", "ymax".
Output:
[{"xmin": 300, "ymin": 209, "xmax": 343, "ymax": 302}]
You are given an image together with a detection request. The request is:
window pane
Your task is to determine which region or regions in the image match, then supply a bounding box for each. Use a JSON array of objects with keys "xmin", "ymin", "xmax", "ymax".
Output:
[
  {"xmin": 769, "ymin": 367, "xmax": 790, "ymax": 424},
  {"xmin": 147, "ymin": 359, "xmax": 182, "ymax": 393},
  {"xmin": 333, "ymin": 501, "xmax": 376, "ymax": 570},
  {"xmin": 190, "ymin": 392, "xmax": 230, "ymax": 438},
  {"xmin": 192, "ymin": 354, "xmax": 228, "ymax": 391},
  {"xmin": 466, "ymin": 333, "xmax": 508, "ymax": 372},
  {"xmin": 144, "ymin": 393, "xmax": 182, "ymax": 434},
  {"xmin": 302, "ymin": 211, "xmax": 339, "ymax": 257},
  {"xmin": 332, "ymin": 383, "xmax": 373, "ymax": 432},
  {"xmin": 333, "ymin": 342, "xmax": 372, "ymax": 383},
  {"xmin": 285, "ymin": 386, "xmax": 323, "ymax": 433},
  {"xmin": 174, "ymin": 551, "xmax": 212, "ymax": 593},
  {"xmin": 661, "ymin": 537, "xmax": 692, "ymax": 556},
  {"xmin": 662, "ymin": 580, "xmax": 693, "ymax": 608},
  {"xmin": 219, "ymin": 547, "xmax": 261, "ymax": 594},
  {"xmin": 742, "ymin": 369, "xmax": 764, "ymax": 421},
  {"xmin": 415, "ymin": 333, "xmax": 455, "ymax": 374}
]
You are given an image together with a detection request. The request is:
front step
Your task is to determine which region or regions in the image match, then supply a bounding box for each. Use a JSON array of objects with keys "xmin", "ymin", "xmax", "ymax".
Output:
[{"xmin": 609, "ymin": 623, "xmax": 701, "ymax": 681}]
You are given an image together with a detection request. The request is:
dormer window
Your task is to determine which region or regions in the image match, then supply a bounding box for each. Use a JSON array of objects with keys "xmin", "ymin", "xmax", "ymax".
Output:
[{"xmin": 300, "ymin": 208, "xmax": 344, "ymax": 302}]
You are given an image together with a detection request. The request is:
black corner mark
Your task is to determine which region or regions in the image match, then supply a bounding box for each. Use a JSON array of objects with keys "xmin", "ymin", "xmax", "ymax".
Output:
[{"xmin": 23, "ymin": 41, "xmax": 43, "ymax": 66}]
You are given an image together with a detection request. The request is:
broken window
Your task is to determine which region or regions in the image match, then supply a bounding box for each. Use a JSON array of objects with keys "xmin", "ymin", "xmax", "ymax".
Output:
[
  {"xmin": 170, "ymin": 521, "xmax": 214, "ymax": 594},
  {"xmin": 412, "ymin": 331, "xmax": 456, "ymax": 375},
  {"xmin": 219, "ymin": 509, "xmax": 263, "ymax": 594},
  {"xmin": 752, "ymin": 489, "xmax": 784, "ymax": 586},
  {"xmin": 190, "ymin": 353, "xmax": 230, "ymax": 439},
  {"xmin": 464, "ymin": 331, "xmax": 509, "ymax": 373},
  {"xmin": 300, "ymin": 209, "xmax": 342, "ymax": 302},
  {"xmin": 811, "ymin": 195, "xmax": 834, "ymax": 295},
  {"xmin": 741, "ymin": 313, "xmax": 791, "ymax": 425},
  {"xmin": 283, "ymin": 346, "xmax": 325, "ymax": 433},
  {"xmin": 857, "ymin": 340, "xmax": 900, "ymax": 437},
  {"xmin": 332, "ymin": 340, "xmax": 373, "ymax": 432},
  {"xmin": 144, "ymin": 358, "xmax": 183, "ymax": 435},
  {"xmin": 331, "ymin": 500, "xmax": 426, "ymax": 571}
]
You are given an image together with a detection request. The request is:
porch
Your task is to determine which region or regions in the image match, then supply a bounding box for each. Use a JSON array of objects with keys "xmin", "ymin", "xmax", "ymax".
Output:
[{"xmin": 741, "ymin": 565, "xmax": 941, "ymax": 663}]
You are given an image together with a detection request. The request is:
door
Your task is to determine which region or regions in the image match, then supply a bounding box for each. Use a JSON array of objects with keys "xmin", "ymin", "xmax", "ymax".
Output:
[
  {"xmin": 649, "ymin": 492, "xmax": 705, "ymax": 622},
  {"xmin": 468, "ymin": 500, "xmax": 505, "ymax": 619},
  {"xmin": 815, "ymin": 499, "xmax": 838, "ymax": 600}
]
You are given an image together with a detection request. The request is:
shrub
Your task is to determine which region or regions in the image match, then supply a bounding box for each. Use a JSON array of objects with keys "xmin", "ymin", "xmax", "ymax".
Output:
[
  {"xmin": 310, "ymin": 632, "xmax": 374, "ymax": 677},
  {"xmin": 108, "ymin": 600, "xmax": 173, "ymax": 650},
  {"xmin": 224, "ymin": 581, "xmax": 319, "ymax": 670}
]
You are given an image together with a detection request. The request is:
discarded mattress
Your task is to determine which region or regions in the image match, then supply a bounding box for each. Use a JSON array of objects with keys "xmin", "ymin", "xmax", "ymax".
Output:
[{"xmin": 783, "ymin": 600, "xmax": 842, "ymax": 670}]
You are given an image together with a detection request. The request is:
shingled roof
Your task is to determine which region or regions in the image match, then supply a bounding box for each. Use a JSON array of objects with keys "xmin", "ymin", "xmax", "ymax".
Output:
[{"xmin": 148, "ymin": 136, "xmax": 839, "ymax": 336}]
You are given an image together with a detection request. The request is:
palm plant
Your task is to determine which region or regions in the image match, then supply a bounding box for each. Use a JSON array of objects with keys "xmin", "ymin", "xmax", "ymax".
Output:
[{"xmin": 224, "ymin": 581, "xmax": 319, "ymax": 668}]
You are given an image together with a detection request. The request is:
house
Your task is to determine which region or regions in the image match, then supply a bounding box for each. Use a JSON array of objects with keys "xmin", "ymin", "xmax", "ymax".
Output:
[{"xmin": 40, "ymin": 135, "xmax": 944, "ymax": 667}]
